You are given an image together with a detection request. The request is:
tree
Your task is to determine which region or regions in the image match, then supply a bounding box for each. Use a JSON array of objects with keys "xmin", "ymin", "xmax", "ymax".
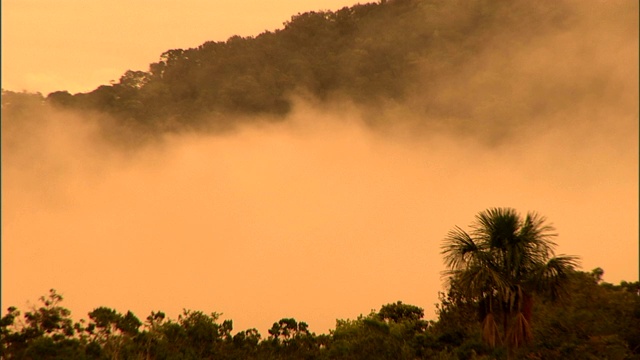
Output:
[
  {"xmin": 441, "ymin": 208, "xmax": 578, "ymax": 357},
  {"xmin": 265, "ymin": 317, "xmax": 322, "ymax": 359},
  {"xmin": 327, "ymin": 302, "xmax": 435, "ymax": 360},
  {"xmin": 529, "ymin": 269, "xmax": 640, "ymax": 359},
  {"xmin": 0, "ymin": 289, "xmax": 91, "ymax": 359},
  {"xmin": 378, "ymin": 301, "xmax": 424, "ymax": 324},
  {"xmin": 87, "ymin": 307, "xmax": 142, "ymax": 359}
]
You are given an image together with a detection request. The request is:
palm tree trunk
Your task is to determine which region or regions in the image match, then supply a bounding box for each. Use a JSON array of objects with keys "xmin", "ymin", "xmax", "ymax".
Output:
[
  {"xmin": 502, "ymin": 301, "xmax": 509, "ymax": 340},
  {"xmin": 503, "ymin": 302, "xmax": 513, "ymax": 360},
  {"xmin": 523, "ymin": 292, "xmax": 533, "ymax": 327}
]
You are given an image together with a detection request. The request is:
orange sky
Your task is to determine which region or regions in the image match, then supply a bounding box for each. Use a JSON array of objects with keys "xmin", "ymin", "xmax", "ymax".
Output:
[
  {"xmin": 2, "ymin": 0, "xmax": 639, "ymax": 336},
  {"xmin": 2, "ymin": 0, "xmax": 358, "ymax": 94}
]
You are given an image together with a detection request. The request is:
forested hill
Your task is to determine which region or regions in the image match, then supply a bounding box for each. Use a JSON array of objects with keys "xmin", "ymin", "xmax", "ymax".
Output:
[
  {"xmin": 37, "ymin": 0, "xmax": 586, "ymax": 133},
  {"xmin": 5, "ymin": 0, "xmax": 632, "ymax": 137}
]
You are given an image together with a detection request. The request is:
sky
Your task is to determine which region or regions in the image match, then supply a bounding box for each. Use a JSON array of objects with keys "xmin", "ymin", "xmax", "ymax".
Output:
[
  {"xmin": 2, "ymin": 0, "xmax": 359, "ymax": 95},
  {"xmin": 2, "ymin": 0, "xmax": 639, "ymax": 335}
]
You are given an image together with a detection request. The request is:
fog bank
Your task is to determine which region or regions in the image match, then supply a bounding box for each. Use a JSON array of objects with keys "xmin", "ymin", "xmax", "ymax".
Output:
[{"xmin": 3, "ymin": 97, "xmax": 637, "ymax": 333}]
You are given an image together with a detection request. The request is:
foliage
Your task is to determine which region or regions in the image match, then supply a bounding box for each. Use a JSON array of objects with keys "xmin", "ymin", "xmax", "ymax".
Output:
[
  {"xmin": 32, "ymin": 0, "xmax": 591, "ymax": 136},
  {"xmin": 327, "ymin": 302, "xmax": 433, "ymax": 359},
  {"xmin": 441, "ymin": 208, "xmax": 580, "ymax": 356},
  {"xmin": 525, "ymin": 269, "xmax": 640, "ymax": 359},
  {"xmin": 2, "ymin": 270, "xmax": 638, "ymax": 359}
]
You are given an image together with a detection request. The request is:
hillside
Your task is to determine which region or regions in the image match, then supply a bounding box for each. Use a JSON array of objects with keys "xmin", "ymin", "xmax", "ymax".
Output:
[{"xmin": 41, "ymin": 0, "xmax": 592, "ymax": 134}]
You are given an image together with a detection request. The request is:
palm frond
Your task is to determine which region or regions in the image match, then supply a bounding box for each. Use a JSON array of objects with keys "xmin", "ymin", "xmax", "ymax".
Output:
[
  {"xmin": 481, "ymin": 312, "xmax": 502, "ymax": 348},
  {"xmin": 473, "ymin": 208, "xmax": 520, "ymax": 250},
  {"xmin": 519, "ymin": 212, "xmax": 557, "ymax": 256},
  {"xmin": 506, "ymin": 312, "xmax": 533, "ymax": 349},
  {"xmin": 441, "ymin": 226, "xmax": 479, "ymax": 270},
  {"xmin": 456, "ymin": 261, "xmax": 511, "ymax": 299},
  {"xmin": 529, "ymin": 255, "xmax": 580, "ymax": 301}
]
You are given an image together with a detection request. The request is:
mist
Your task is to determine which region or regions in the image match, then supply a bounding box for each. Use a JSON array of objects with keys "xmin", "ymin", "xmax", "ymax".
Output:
[{"xmin": 2, "ymin": 0, "xmax": 638, "ymax": 335}]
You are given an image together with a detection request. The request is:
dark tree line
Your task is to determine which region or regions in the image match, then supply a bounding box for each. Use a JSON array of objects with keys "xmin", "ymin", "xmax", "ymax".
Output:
[
  {"xmin": 3, "ymin": 208, "xmax": 636, "ymax": 360},
  {"xmin": 2, "ymin": 271, "xmax": 639, "ymax": 359},
  {"xmin": 0, "ymin": 208, "xmax": 640, "ymax": 360},
  {"xmin": 2, "ymin": 209, "xmax": 639, "ymax": 358}
]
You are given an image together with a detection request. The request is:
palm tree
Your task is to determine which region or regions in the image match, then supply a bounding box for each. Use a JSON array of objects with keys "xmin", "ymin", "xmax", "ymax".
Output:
[{"xmin": 441, "ymin": 208, "xmax": 579, "ymax": 357}]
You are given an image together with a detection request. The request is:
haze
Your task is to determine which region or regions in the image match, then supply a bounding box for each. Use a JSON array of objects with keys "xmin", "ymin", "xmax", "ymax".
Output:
[{"xmin": 2, "ymin": 0, "xmax": 638, "ymax": 335}]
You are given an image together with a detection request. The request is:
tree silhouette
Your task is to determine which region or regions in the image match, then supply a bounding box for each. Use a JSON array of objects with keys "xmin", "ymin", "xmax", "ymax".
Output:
[{"xmin": 441, "ymin": 208, "xmax": 579, "ymax": 357}]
